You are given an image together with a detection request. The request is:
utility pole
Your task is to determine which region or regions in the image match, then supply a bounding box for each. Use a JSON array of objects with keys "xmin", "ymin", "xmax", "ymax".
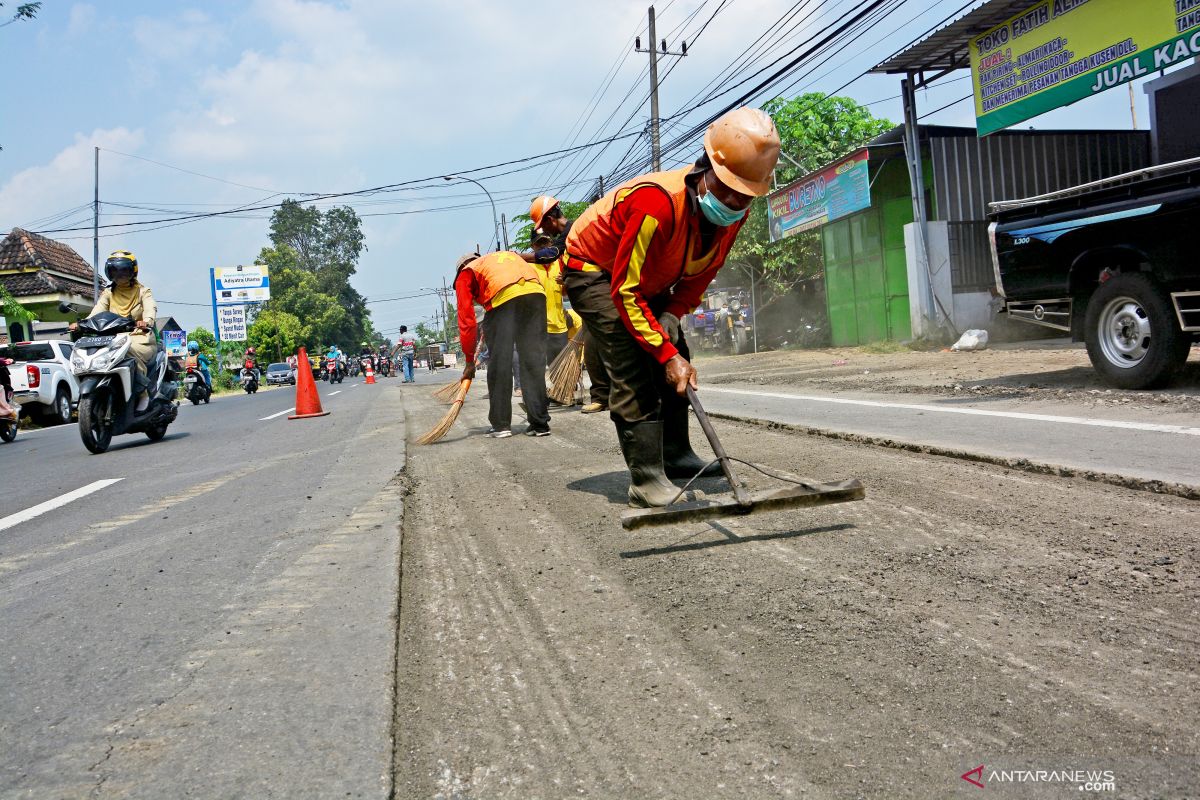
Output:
[
  {"xmin": 441, "ymin": 277, "xmax": 451, "ymax": 347},
  {"xmin": 1128, "ymin": 83, "xmax": 1138, "ymax": 129},
  {"xmin": 499, "ymin": 212, "xmax": 510, "ymax": 250},
  {"xmin": 92, "ymin": 146, "xmax": 100, "ymax": 300},
  {"xmin": 635, "ymin": 6, "xmax": 687, "ymax": 172}
]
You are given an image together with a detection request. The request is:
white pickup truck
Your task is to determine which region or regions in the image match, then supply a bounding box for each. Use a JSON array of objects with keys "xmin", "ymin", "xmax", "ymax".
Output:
[{"xmin": 0, "ymin": 340, "xmax": 80, "ymax": 425}]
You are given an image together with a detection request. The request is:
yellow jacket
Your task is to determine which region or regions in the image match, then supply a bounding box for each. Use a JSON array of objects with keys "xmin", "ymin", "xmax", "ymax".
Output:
[{"xmin": 534, "ymin": 258, "xmax": 568, "ymax": 334}]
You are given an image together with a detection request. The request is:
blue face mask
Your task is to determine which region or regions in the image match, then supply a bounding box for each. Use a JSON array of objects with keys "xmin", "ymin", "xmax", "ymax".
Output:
[{"xmin": 698, "ymin": 184, "xmax": 748, "ymax": 227}]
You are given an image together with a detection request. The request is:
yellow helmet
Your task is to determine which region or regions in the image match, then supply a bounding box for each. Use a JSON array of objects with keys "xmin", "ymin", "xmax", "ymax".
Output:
[{"xmin": 104, "ymin": 250, "xmax": 138, "ymax": 283}]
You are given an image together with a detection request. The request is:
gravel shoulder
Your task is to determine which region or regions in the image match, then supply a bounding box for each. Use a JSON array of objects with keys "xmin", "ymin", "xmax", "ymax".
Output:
[{"xmin": 394, "ymin": 382, "xmax": 1198, "ymax": 799}]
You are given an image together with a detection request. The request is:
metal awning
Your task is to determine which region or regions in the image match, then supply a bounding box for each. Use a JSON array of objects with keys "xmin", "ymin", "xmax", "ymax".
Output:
[{"xmin": 871, "ymin": 0, "xmax": 1031, "ymax": 79}]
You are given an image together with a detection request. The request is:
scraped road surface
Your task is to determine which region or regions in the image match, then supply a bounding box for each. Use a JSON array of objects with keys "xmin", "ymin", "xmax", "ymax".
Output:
[{"xmin": 396, "ymin": 380, "xmax": 1197, "ymax": 799}]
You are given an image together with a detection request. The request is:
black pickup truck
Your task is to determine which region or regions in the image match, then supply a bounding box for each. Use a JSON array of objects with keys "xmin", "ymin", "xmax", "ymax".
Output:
[{"xmin": 989, "ymin": 158, "xmax": 1200, "ymax": 389}]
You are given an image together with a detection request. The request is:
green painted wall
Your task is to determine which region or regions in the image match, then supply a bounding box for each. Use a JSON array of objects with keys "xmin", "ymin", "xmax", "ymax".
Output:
[{"xmin": 821, "ymin": 149, "xmax": 934, "ymax": 345}]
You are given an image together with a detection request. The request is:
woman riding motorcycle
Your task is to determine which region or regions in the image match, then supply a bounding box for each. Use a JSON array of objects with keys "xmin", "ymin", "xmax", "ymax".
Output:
[
  {"xmin": 73, "ymin": 250, "xmax": 158, "ymax": 412},
  {"xmin": 185, "ymin": 340, "xmax": 212, "ymax": 389}
]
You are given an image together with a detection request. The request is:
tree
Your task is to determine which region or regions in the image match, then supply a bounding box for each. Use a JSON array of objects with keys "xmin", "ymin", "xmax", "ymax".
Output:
[
  {"xmin": 247, "ymin": 309, "xmax": 303, "ymax": 364},
  {"xmin": 413, "ymin": 321, "xmax": 441, "ymax": 348},
  {"xmin": 0, "ymin": 2, "xmax": 39, "ymax": 28},
  {"xmin": 257, "ymin": 201, "xmax": 372, "ymax": 349},
  {"xmin": 724, "ymin": 93, "xmax": 894, "ymax": 309},
  {"xmin": 510, "ymin": 200, "xmax": 592, "ymax": 250},
  {"xmin": 189, "ymin": 325, "xmax": 217, "ymax": 354}
]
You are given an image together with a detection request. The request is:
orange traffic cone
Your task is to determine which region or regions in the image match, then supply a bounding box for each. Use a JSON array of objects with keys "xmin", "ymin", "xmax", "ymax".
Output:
[
  {"xmin": 288, "ymin": 347, "xmax": 330, "ymax": 420},
  {"xmin": 364, "ymin": 361, "xmax": 376, "ymax": 384}
]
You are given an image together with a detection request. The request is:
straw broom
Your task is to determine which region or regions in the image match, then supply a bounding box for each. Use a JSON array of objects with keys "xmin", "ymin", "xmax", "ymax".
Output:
[
  {"xmin": 417, "ymin": 378, "xmax": 472, "ymax": 445},
  {"xmin": 547, "ymin": 332, "xmax": 585, "ymax": 405},
  {"xmin": 431, "ymin": 380, "xmax": 461, "ymax": 403}
]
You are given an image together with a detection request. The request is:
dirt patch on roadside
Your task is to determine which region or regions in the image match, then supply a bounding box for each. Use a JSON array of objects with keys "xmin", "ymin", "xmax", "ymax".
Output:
[{"xmin": 696, "ymin": 343, "xmax": 1200, "ymax": 414}]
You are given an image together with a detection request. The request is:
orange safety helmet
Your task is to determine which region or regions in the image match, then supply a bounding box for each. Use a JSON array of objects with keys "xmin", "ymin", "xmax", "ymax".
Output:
[
  {"xmin": 702, "ymin": 107, "xmax": 781, "ymax": 198},
  {"xmin": 529, "ymin": 195, "xmax": 560, "ymax": 229}
]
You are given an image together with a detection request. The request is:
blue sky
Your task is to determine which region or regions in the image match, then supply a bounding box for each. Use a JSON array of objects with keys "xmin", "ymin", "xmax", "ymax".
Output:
[{"xmin": 0, "ymin": 0, "xmax": 1157, "ymax": 337}]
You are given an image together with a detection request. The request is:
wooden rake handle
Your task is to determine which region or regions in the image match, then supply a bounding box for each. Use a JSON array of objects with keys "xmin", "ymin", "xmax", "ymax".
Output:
[{"xmin": 685, "ymin": 385, "xmax": 752, "ymax": 508}]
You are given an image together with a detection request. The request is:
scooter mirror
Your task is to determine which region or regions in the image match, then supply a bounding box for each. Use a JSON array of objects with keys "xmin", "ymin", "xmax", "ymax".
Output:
[{"xmin": 57, "ymin": 301, "xmax": 73, "ymax": 314}]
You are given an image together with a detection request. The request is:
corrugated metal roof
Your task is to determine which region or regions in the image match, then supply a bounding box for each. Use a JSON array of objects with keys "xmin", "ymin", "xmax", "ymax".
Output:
[{"xmin": 872, "ymin": 0, "xmax": 1033, "ymax": 75}]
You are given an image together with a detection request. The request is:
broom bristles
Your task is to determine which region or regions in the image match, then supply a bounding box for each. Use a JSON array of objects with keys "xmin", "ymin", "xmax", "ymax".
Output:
[
  {"xmin": 418, "ymin": 378, "xmax": 472, "ymax": 445},
  {"xmin": 432, "ymin": 380, "xmax": 460, "ymax": 403},
  {"xmin": 547, "ymin": 335, "xmax": 585, "ymax": 405}
]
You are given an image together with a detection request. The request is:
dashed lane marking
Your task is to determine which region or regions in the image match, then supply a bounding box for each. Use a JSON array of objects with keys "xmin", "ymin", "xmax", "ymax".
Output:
[
  {"xmin": 259, "ymin": 407, "xmax": 296, "ymax": 421},
  {"xmin": 0, "ymin": 479, "xmax": 123, "ymax": 533}
]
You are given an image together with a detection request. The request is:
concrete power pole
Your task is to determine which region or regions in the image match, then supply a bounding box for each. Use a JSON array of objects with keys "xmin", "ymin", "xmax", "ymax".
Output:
[
  {"xmin": 499, "ymin": 212, "xmax": 510, "ymax": 250},
  {"xmin": 92, "ymin": 146, "xmax": 99, "ymax": 300},
  {"xmin": 635, "ymin": 6, "xmax": 686, "ymax": 173}
]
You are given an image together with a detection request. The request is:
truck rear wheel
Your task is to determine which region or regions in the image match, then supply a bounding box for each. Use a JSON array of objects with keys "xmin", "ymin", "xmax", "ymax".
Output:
[{"xmin": 1084, "ymin": 272, "xmax": 1189, "ymax": 389}]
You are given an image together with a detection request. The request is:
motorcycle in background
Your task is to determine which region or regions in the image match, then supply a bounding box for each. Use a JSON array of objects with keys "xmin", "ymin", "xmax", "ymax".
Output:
[
  {"xmin": 326, "ymin": 359, "xmax": 343, "ymax": 384},
  {"xmin": 1, "ymin": 358, "xmax": 18, "ymax": 444},
  {"xmin": 240, "ymin": 366, "xmax": 259, "ymax": 394},
  {"xmin": 184, "ymin": 366, "xmax": 212, "ymax": 405}
]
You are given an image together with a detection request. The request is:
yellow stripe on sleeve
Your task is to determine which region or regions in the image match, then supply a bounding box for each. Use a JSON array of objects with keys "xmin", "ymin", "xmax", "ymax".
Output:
[{"xmin": 618, "ymin": 216, "xmax": 664, "ymax": 349}]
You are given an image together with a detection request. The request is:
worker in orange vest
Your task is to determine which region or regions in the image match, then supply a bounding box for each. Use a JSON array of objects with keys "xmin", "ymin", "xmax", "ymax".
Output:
[
  {"xmin": 561, "ymin": 107, "xmax": 780, "ymax": 507},
  {"xmin": 456, "ymin": 250, "xmax": 551, "ymax": 438},
  {"xmin": 526, "ymin": 195, "xmax": 612, "ymax": 414}
]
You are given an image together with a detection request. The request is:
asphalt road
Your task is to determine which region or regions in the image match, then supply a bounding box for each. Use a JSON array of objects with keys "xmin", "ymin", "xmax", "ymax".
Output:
[
  {"xmin": 698, "ymin": 384, "xmax": 1200, "ymax": 489},
  {"xmin": 0, "ymin": 376, "xmax": 408, "ymax": 799}
]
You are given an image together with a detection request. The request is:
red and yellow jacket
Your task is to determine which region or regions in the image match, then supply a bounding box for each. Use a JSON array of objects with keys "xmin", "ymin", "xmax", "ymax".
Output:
[
  {"xmin": 564, "ymin": 165, "xmax": 745, "ymax": 363},
  {"xmin": 454, "ymin": 251, "xmax": 544, "ymax": 361}
]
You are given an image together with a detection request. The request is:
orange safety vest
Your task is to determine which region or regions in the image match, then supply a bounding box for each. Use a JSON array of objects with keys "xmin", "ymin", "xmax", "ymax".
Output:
[
  {"xmin": 460, "ymin": 251, "xmax": 541, "ymax": 309},
  {"xmin": 565, "ymin": 166, "xmax": 741, "ymax": 291}
]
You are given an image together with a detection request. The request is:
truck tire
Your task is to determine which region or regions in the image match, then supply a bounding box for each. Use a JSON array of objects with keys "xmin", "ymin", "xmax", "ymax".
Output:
[
  {"xmin": 1084, "ymin": 272, "xmax": 1190, "ymax": 389},
  {"xmin": 43, "ymin": 385, "xmax": 72, "ymax": 425}
]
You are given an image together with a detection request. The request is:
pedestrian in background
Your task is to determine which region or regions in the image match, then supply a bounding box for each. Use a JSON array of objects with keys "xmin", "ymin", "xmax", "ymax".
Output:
[{"xmin": 398, "ymin": 325, "xmax": 417, "ymax": 382}]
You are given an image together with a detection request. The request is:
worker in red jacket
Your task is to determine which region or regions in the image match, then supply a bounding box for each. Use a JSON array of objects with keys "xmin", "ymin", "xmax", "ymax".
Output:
[{"xmin": 562, "ymin": 107, "xmax": 780, "ymax": 507}]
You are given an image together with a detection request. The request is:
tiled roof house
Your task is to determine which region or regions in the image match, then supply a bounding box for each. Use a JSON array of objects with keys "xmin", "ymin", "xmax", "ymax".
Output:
[{"xmin": 0, "ymin": 227, "xmax": 96, "ymax": 341}]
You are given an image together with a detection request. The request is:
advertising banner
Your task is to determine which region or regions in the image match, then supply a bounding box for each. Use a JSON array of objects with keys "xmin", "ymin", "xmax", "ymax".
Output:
[
  {"xmin": 766, "ymin": 149, "xmax": 871, "ymax": 242},
  {"xmin": 216, "ymin": 305, "xmax": 247, "ymax": 342},
  {"xmin": 211, "ymin": 264, "xmax": 271, "ymax": 305},
  {"xmin": 971, "ymin": 0, "xmax": 1200, "ymax": 136},
  {"xmin": 162, "ymin": 330, "xmax": 187, "ymax": 357}
]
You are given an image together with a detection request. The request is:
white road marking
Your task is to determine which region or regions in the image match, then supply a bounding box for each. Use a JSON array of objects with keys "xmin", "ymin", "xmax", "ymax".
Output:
[
  {"xmin": 329, "ymin": 390, "xmax": 342, "ymax": 396},
  {"xmin": 259, "ymin": 407, "xmax": 296, "ymax": 421},
  {"xmin": 0, "ymin": 479, "xmax": 124, "ymax": 533},
  {"xmin": 703, "ymin": 387, "xmax": 1200, "ymax": 436}
]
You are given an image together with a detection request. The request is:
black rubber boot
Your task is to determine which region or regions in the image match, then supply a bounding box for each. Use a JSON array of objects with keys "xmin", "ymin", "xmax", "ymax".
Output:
[
  {"xmin": 617, "ymin": 420, "xmax": 681, "ymax": 508},
  {"xmin": 662, "ymin": 405, "xmax": 722, "ymax": 478}
]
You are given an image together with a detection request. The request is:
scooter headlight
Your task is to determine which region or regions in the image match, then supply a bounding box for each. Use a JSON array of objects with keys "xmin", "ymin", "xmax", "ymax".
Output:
[{"xmin": 71, "ymin": 352, "xmax": 86, "ymax": 370}]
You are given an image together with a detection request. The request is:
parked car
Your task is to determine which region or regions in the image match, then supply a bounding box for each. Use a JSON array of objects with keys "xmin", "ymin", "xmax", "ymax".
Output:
[
  {"xmin": 0, "ymin": 339, "xmax": 80, "ymax": 424},
  {"xmin": 265, "ymin": 362, "xmax": 296, "ymax": 386},
  {"xmin": 990, "ymin": 157, "xmax": 1200, "ymax": 389}
]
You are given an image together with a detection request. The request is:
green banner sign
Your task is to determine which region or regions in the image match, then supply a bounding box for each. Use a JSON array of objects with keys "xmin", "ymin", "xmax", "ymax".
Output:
[{"xmin": 971, "ymin": 0, "xmax": 1200, "ymax": 136}]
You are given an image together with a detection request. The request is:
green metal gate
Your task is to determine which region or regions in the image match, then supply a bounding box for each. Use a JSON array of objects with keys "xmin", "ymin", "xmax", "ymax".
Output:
[{"xmin": 822, "ymin": 203, "xmax": 911, "ymax": 346}]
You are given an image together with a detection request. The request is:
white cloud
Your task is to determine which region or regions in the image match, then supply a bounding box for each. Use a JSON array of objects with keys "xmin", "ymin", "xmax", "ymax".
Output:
[
  {"xmin": 65, "ymin": 3, "xmax": 97, "ymax": 38},
  {"xmin": 0, "ymin": 128, "xmax": 144, "ymax": 234}
]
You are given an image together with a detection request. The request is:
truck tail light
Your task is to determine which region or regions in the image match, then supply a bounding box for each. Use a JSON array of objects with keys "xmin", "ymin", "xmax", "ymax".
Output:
[{"xmin": 26, "ymin": 365, "xmax": 40, "ymax": 388}]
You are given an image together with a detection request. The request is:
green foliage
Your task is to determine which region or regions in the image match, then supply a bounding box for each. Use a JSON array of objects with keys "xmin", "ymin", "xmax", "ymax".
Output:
[
  {"xmin": 413, "ymin": 321, "xmax": 441, "ymax": 348},
  {"xmin": 247, "ymin": 309, "xmax": 304, "ymax": 364},
  {"xmin": 1, "ymin": 283, "xmax": 34, "ymax": 323},
  {"xmin": 724, "ymin": 93, "xmax": 894, "ymax": 307},
  {"xmin": 510, "ymin": 200, "xmax": 591, "ymax": 250},
  {"xmin": 0, "ymin": 2, "xmax": 40, "ymax": 27},
  {"xmin": 256, "ymin": 200, "xmax": 371, "ymax": 349}
]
